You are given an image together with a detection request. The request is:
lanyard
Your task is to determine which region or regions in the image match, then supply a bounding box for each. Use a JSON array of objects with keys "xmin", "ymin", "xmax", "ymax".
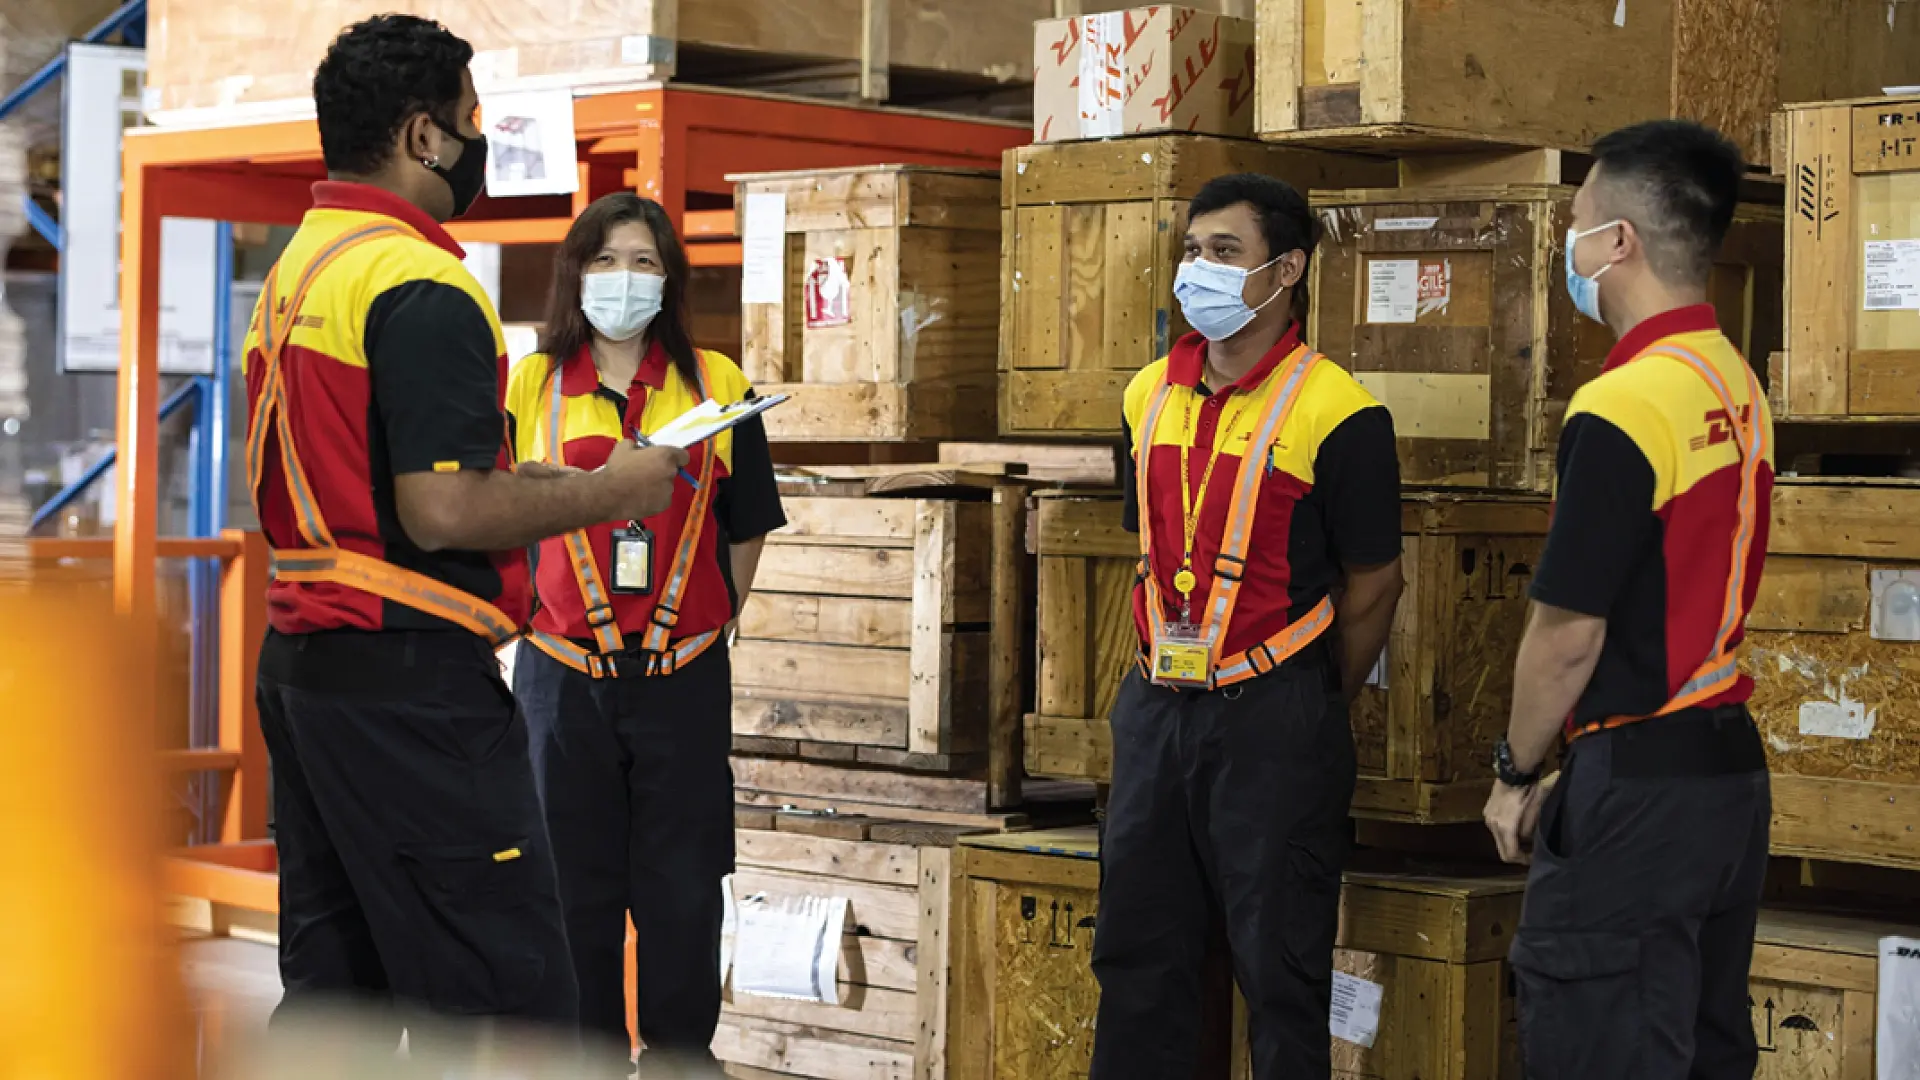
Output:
[{"xmin": 1173, "ymin": 390, "xmax": 1251, "ymax": 612}]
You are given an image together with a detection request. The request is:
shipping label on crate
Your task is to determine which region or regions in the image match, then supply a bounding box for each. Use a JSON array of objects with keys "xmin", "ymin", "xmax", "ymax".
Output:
[
  {"xmin": 1417, "ymin": 259, "xmax": 1453, "ymax": 318},
  {"xmin": 804, "ymin": 257, "xmax": 853, "ymax": 329},
  {"xmin": 1882, "ymin": 936, "xmax": 1920, "ymax": 1080},
  {"xmin": 1864, "ymin": 238, "xmax": 1920, "ymax": 311},
  {"xmin": 1367, "ymin": 259, "xmax": 1419, "ymax": 324},
  {"xmin": 1329, "ymin": 970, "xmax": 1384, "ymax": 1048},
  {"xmin": 1033, "ymin": 6, "xmax": 1255, "ymax": 143}
]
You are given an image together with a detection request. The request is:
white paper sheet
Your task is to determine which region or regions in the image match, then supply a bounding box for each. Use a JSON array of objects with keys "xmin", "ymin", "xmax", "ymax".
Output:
[
  {"xmin": 719, "ymin": 875, "xmax": 738, "ymax": 987},
  {"xmin": 1373, "ymin": 217, "xmax": 1439, "ymax": 232},
  {"xmin": 741, "ymin": 193, "xmax": 788, "ymax": 305},
  {"xmin": 479, "ymin": 89, "xmax": 579, "ymax": 198},
  {"xmin": 1329, "ymin": 970, "xmax": 1384, "ymax": 1048},
  {"xmin": 646, "ymin": 394, "xmax": 789, "ymax": 449},
  {"xmin": 1864, "ymin": 239, "xmax": 1920, "ymax": 311},
  {"xmin": 1880, "ymin": 936, "xmax": 1920, "ymax": 1080},
  {"xmin": 1367, "ymin": 259, "xmax": 1419, "ymax": 324},
  {"xmin": 732, "ymin": 892, "xmax": 848, "ymax": 1004}
]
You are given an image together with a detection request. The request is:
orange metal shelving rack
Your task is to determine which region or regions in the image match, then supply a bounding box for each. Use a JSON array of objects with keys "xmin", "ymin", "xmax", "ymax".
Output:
[{"xmin": 109, "ymin": 85, "xmax": 1027, "ymax": 915}]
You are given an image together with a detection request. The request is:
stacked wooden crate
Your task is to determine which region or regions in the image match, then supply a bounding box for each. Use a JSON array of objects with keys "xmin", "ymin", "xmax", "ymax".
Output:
[
  {"xmin": 947, "ymin": 830, "xmax": 1530, "ymax": 1080},
  {"xmin": 142, "ymin": 0, "xmax": 1055, "ymax": 125}
]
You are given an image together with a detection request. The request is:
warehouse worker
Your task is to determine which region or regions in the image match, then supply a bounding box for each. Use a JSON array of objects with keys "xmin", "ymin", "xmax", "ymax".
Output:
[
  {"xmin": 1482, "ymin": 120, "xmax": 1772, "ymax": 1080},
  {"xmin": 505, "ymin": 193, "xmax": 785, "ymax": 1072},
  {"xmin": 1092, "ymin": 173, "xmax": 1404, "ymax": 1080},
  {"xmin": 246, "ymin": 16, "xmax": 686, "ymax": 1031}
]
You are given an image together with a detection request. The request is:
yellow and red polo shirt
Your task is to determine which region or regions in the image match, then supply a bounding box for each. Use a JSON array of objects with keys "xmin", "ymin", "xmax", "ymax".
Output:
[
  {"xmin": 1529, "ymin": 304, "xmax": 1775, "ymax": 725},
  {"xmin": 243, "ymin": 182, "xmax": 529, "ymax": 635},
  {"xmin": 1121, "ymin": 325, "xmax": 1403, "ymax": 662},
  {"xmin": 505, "ymin": 341, "xmax": 785, "ymax": 645}
]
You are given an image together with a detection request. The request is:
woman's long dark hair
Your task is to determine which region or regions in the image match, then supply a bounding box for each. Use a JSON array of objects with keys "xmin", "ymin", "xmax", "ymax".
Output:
[{"xmin": 540, "ymin": 192, "xmax": 701, "ymax": 389}]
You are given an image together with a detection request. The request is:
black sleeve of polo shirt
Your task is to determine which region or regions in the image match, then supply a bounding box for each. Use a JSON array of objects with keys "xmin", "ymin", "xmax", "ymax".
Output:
[
  {"xmin": 1529, "ymin": 413, "xmax": 1656, "ymax": 618},
  {"xmin": 1121, "ymin": 418, "xmax": 1140, "ymax": 533},
  {"xmin": 715, "ymin": 411, "xmax": 786, "ymax": 544},
  {"xmin": 1316, "ymin": 405, "xmax": 1402, "ymax": 568},
  {"xmin": 365, "ymin": 280, "xmax": 505, "ymax": 476}
]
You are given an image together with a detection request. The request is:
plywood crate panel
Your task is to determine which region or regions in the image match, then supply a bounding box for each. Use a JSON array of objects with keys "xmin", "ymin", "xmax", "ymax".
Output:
[
  {"xmin": 1023, "ymin": 490, "xmax": 1549, "ymax": 823},
  {"xmin": 736, "ymin": 167, "xmax": 1003, "ymax": 442},
  {"xmin": 145, "ymin": 0, "xmax": 1054, "ymax": 125},
  {"xmin": 1254, "ymin": 0, "xmax": 1920, "ymax": 162},
  {"xmin": 951, "ymin": 832, "xmax": 1527, "ymax": 1080},
  {"xmin": 1774, "ymin": 94, "xmax": 1920, "ymax": 420},
  {"xmin": 732, "ymin": 469, "xmax": 1030, "ymax": 809},
  {"xmin": 1750, "ymin": 478, "xmax": 1920, "ymax": 871},
  {"xmin": 998, "ymin": 135, "xmax": 1395, "ymax": 440},
  {"xmin": 1747, "ymin": 908, "xmax": 1917, "ymax": 1078},
  {"xmin": 1311, "ymin": 185, "xmax": 1782, "ymax": 491},
  {"xmin": 714, "ymin": 807, "xmax": 978, "ymax": 1080}
]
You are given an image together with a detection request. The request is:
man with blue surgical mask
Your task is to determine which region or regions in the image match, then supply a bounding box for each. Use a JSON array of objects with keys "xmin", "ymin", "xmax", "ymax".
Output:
[
  {"xmin": 1092, "ymin": 173, "xmax": 1404, "ymax": 1080},
  {"xmin": 1482, "ymin": 120, "xmax": 1772, "ymax": 1080}
]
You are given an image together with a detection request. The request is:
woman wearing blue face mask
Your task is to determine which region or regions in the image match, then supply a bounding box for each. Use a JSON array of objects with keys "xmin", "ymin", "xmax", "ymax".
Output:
[
  {"xmin": 503, "ymin": 192, "xmax": 785, "ymax": 1073},
  {"xmin": 1091, "ymin": 174, "xmax": 1405, "ymax": 1080}
]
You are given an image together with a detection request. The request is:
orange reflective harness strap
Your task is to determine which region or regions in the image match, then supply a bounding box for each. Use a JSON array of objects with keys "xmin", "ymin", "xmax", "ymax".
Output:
[
  {"xmin": 248, "ymin": 222, "xmax": 523, "ymax": 649},
  {"xmin": 1134, "ymin": 346, "xmax": 1337, "ymax": 689},
  {"xmin": 1568, "ymin": 344, "xmax": 1770, "ymax": 741},
  {"xmin": 522, "ymin": 350, "xmax": 722, "ymax": 679}
]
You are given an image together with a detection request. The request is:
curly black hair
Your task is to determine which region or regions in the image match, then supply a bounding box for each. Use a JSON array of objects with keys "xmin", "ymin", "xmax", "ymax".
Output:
[{"xmin": 312, "ymin": 15, "xmax": 474, "ymax": 177}]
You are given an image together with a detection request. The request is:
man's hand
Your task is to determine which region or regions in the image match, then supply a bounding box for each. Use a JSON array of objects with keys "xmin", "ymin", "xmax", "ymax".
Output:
[
  {"xmin": 597, "ymin": 440, "xmax": 689, "ymax": 523},
  {"xmin": 1485, "ymin": 771, "xmax": 1561, "ymax": 865},
  {"xmin": 515, "ymin": 460, "xmax": 583, "ymax": 480}
]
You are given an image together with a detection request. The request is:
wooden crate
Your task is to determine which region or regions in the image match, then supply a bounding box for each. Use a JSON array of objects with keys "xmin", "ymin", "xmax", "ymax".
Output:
[
  {"xmin": 1773, "ymin": 94, "xmax": 1920, "ymax": 420},
  {"xmin": 1311, "ymin": 183, "xmax": 1783, "ymax": 491},
  {"xmin": 1748, "ymin": 908, "xmax": 1916, "ymax": 1078},
  {"xmin": 712, "ymin": 806, "xmax": 981, "ymax": 1080},
  {"xmin": 733, "ymin": 166, "xmax": 1002, "ymax": 442},
  {"xmin": 1253, "ymin": 0, "xmax": 1920, "ymax": 162},
  {"xmin": 1749, "ymin": 478, "xmax": 1920, "ymax": 872},
  {"xmin": 144, "ymin": 0, "xmax": 1054, "ymax": 125},
  {"xmin": 949, "ymin": 831, "xmax": 1527, "ymax": 1080},
  {"xmin": 998, "ymin": 135, "xmax": 1396, "ymax": 440},
  {"xmin": 732, "ymin": 467, "xmax": 1031, "ymax": 809},
  {"xmin": 1024, "ymin": 490, "xmax": 1549, "ymax": 823}
]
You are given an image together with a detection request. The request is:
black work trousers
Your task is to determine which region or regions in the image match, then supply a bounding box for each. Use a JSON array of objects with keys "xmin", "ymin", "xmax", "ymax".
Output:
[
  {"xmin": 258, "ymin": 629, "xmax": 578, "ymax": 1031},
  {"xmin": 1511, "ymin": 706, "xmax": 1771, "ymax": 1080},
  {"xmin": 1090, "ymin": 658, "xmax": 1354, "ymax": 1080},
  {"xmin": 513, "ymin": 641, "xmax": 736, "ymax": 1072}
]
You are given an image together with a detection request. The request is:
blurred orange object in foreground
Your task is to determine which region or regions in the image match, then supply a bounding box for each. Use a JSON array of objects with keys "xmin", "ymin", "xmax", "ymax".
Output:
[{"xmin": 0, "ymin": 580, "xmax": 192, "ymax": 1079}]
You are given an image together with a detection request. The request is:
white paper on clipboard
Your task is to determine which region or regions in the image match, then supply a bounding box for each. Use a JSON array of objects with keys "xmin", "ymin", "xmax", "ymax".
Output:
[
  {"xmin": 732, "ymin": 892, "xmax": 847, "ymax": 1005},
  {"xmin": 647, "ymin": 394, "xmax": 790, "ymax": 449}
]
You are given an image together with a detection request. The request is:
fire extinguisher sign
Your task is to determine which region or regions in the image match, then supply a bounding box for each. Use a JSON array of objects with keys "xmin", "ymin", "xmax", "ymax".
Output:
[{"xmin": 805, "ymin": 257, "xmax": 853, "ymax": 329}]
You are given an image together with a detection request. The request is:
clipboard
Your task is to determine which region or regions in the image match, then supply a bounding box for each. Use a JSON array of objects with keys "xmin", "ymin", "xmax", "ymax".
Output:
[{"xmin": 647, "ymin": 393, "xmax": 791, "ymax": 450}]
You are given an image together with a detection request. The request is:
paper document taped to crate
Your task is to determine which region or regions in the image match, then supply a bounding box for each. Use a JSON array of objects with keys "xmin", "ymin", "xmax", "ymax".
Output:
[
  {"xmin": 732, "ymin": 891, "xmax": 848, "ymax": 1004},
  {"xmin": 1329, "ymin": 970, "xmax": 1383, "ymax": 1047},
  {"xmin": 1882, "ymin": 936, "xmax": 1920, "ymax": 1080},
  {"xmin": 720, "ymin": 875, "xmax": 738, "ymax": 986}
]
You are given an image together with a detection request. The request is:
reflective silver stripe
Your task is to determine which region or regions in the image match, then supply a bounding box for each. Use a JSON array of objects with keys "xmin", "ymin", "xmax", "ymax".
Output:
[
  {"xmin": 1672, "ymin": 655, "xmax": 1739, "ymax": 701},
  {"xmin": 1135, "ymin": 382, "xmax": 1178, "ymax": 623},
  {"xmin": 1204, "ymin": 351, "xmax": 1317, "ymax": 631},
  {"xmin": 546, "ymin": 366, "xmax": 627, "ymax": 656},
  {"xmin": 1210, "ymin": 599, "xmax": 1334, "ymax": 683}
]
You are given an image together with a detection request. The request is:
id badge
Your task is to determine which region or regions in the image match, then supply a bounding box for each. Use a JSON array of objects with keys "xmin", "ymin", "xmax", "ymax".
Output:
[
  {"xmin": 1150, "ymin": 619, "xmax": 1216, "ymax": 689},
  {"xmin": 610, "ymin": 524, "xmax": 654, "ymax": 595}
]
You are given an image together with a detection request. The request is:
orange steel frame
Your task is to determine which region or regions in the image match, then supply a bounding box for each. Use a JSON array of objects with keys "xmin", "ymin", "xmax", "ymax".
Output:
[{"xmin": 114, "ymin": 86, "xmax": 1025, "ymax": 911}]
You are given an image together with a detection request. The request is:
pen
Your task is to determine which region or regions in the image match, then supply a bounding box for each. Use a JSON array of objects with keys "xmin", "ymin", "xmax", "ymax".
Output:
[{"xmin": 632, "ymin": 431, "xmax": 701, "ymax": 491}]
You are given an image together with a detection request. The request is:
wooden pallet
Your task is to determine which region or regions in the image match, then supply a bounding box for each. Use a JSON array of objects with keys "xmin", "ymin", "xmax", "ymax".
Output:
[
  {"xmin": 736, "ymin": 166, "xmax": 1002, "ymax": 442},
  {"xmin": 997, "ymin": 135, "xmax": 1395, "ymax": 440},
  {"xmin": 949, "ymin": 830, "xmax": 1528, "ymax": 1080},
  {"xmin": 1752, "ymin": 478, "xmax": 1920, "ymax": 871},
  {"xmin": 1310, "ymin": 184, "xmax": 1782, "ymax": 491},
  {"xmin": 1023, "ymin": 490, "xmax": 1549, "ymax": 823},
  {"xmin": 143, "ymin": 0, "xmax": 1052, "ymax": 125},
  {"xmin": 733, "ymin": 465, "xmax": 1032, "ymax": 808},
  {"xmin": 1255, "ymin": 0, "xmax": 1920, "ymax": 163},
  {"xmin": 1773, "ymin": 93, "xmax": 1920, "ymax": 421}
]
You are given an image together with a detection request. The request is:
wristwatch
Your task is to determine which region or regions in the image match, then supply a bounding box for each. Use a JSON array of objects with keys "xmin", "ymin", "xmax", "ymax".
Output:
[{"xmin": 1493, "ymin": 737, "xmax": 1541, "ymax": 788}]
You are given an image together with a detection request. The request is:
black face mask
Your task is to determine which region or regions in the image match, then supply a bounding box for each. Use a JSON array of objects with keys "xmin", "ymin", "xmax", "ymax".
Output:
[{"xmin": 428, "ymin": 118, "xmax": 488, "ymax": 219}]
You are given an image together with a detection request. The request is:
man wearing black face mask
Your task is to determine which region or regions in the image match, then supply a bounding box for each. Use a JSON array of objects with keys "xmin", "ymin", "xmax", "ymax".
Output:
[{"xmin": 245, "ymin": 14, "xmax": 685, "ymax": 1036}]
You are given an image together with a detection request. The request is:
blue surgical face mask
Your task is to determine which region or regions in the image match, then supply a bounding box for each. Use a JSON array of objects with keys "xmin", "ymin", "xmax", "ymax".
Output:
[
  {"xmin": 1564, "ymin": 221, "xmax": 1624, "ymax": 323},
  {"xmin": 1174, "ymin": 255, "xmax": 1286, "ymax": 342},
  {"xmin": 582, "ymin": 270, "xmax": 664, "ymax": 342}
]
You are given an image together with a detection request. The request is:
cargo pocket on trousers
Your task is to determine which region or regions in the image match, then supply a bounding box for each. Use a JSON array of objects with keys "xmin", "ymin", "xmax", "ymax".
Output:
[
  {"xmin": 1509, "ymin": 929, "xmax": 1644, "ymax": 1079},
  {"xmin": 1280, "ymin": 830, "xmax": 1346, "ymax": 974},
  {"xmin": 396, "ymin": 841, "xmax": 547, "ymax": 1015}
]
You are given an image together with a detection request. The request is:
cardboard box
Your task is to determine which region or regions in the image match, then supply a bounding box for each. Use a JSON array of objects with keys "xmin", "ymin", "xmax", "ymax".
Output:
[{"xmin": 1033, "ymin": 6, "xmax": 1256, "ymax": 143}]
